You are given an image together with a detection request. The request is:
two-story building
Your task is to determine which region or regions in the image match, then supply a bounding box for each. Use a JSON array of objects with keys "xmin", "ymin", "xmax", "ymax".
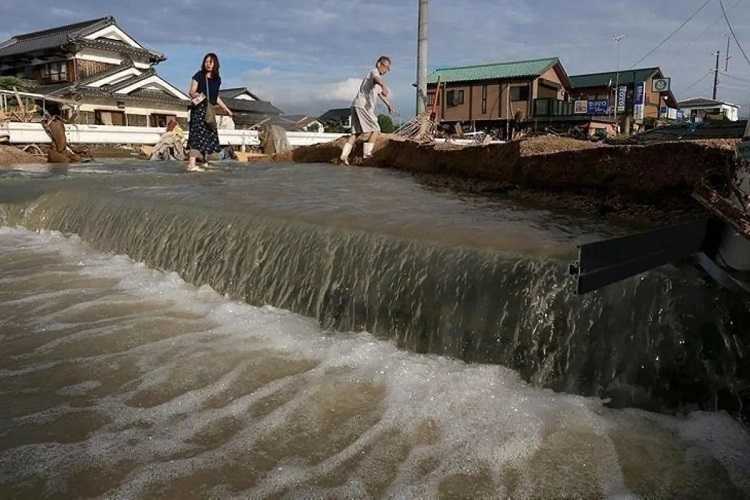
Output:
[
  {"xmin": 426, "ymin": 57, "xmax": 572, "ymax": 129},
  {"xmin": 568, "ymin": 67, "xmax": 679, "ymax": 134},
  {"xmin": 0, "ymin": 16, "xmax": 190, "ymax": 126}
]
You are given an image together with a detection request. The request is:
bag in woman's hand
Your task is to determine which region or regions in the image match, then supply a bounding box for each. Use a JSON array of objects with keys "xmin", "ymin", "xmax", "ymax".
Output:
[
  {"xmin": 204, "ymin": 103, "xmax": 217, "ymax": 130},
  {"xmin": 203, "ymin": 74, "xmax": 218, "ymax": 130}
]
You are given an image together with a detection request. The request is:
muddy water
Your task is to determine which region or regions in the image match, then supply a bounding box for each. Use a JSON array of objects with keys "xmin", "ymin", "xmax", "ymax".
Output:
[{"xmin": 1, "ymin": 228, "xmax": 749, "ymax": 499}]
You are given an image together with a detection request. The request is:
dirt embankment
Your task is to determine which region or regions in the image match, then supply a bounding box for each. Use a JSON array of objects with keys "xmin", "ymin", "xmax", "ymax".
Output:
[
  {"xmin": 0, "ymin": 145, "xmax": 42, "ymax": 167},
  {"xmin": 285, "ymin": 134, "xmax": 735, "ymax": 197},
  {"xmin": 519, "ymin": 135, "xmax": 605, "ymax": 156},
  {"xmin": 281, "ymin": 134, "xmax": 737, "ymax": 224}
]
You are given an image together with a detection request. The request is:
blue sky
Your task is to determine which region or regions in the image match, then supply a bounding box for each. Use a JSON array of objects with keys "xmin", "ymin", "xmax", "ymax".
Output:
[{"xmin": 2, "ymin": 0, "xmax": 750, "ymax": 118}]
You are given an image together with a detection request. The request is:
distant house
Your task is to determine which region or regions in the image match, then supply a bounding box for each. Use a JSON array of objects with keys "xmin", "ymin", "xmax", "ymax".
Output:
[
  {"xmin": 319, "ymin": 107, "xmax": 352, "ymax": 132},
  {"xmin": 426, "ymin": 57, "xmax": 572, "ymax": 126},
  {"xmin": 569, "ymin": 67, "xmax": 679, "ymax": 133},
  {"xmin": 0, "ymin": 16, "xmax": 190, "ymax": 126},
  {"xmin": 678, "ymin": 97, "xmax": 739, "ymax": 122},
  {"xmin": 218, "ymin": 87, "xmax": 283, "ymax": 129},
  {"xmin": 279, "ymin": 114, "xmax": 324, "ymax": 132}
]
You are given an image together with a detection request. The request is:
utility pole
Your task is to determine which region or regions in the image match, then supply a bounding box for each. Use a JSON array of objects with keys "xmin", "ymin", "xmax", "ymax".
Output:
[
  {"xmin": 725, "ymin": 34, "xmax": 731, "ymax": 72},
  {"xmin": 613, "ymin": 35, "xmax": 625, "ymax": 126},
  {"xmin": 416, "ymin": 0, "xmax": 429, "ymax": 115},
  {"xmin": 713, "ymin": 50, "xmax": 721, "ymax": 100}
]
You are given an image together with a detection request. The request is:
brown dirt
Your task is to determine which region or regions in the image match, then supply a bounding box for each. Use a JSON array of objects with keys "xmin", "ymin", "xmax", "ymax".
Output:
[
  {"xmin": 519, "ymin": 135, "xmax": 604, "ymax": 156},
  {"xmin": 686, "ymin": 138, "xmax": 740, "ymax": 151},
  {"xmin": 0, "ymin": 145, "xmax": 42, "ymax": 166},
  {"xmin": 518, "ymin": 142, "xmax": 734, "ymax": 196}
]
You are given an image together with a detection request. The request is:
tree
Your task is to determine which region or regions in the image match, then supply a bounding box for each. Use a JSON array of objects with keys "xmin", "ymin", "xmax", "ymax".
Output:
[
  {"xmin": 0, "ymin": 76, "xmax": 35, "ymax": 92},
  {"xmin": 378, "ymin": 114, "xmax": 395, "ymax": 133}
]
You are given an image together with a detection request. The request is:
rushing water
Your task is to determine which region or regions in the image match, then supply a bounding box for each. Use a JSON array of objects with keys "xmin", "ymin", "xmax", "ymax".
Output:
[
  {"xmin": 1, "ymin": 227, "xmax": 748, "ymax": 499},
  {"xmin": 1, "ymin": 162, "xmax": 749, "ymax": 498}
]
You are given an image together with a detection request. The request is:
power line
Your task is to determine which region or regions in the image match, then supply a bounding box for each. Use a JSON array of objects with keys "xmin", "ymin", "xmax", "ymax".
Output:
[
  {"xmin": 684, "ymin": 0, "xmax": 742, "ymax": 51},
  {"xmin": 684, "ymin": 69, "xmax": 715, "ymax": 92},
  {"xmin": 720, "ymin": 71, "xmax": 750, "ymax": 83},
  {"xmin": 631, "ymin": 0, "xmax": 713, "ymax": 68},
  {"xmin": 720, "ymin": 0, "xmax": 750, "ymax": 68}
]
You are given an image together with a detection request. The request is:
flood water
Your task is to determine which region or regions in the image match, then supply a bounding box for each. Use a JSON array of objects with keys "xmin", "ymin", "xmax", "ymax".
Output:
[{"xmin": 1, "ymin": 162, "xmax": 749, "ymax": 498}]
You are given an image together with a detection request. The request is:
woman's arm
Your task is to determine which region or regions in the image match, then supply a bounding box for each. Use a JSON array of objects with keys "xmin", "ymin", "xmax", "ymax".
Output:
[
  {"xmin": 188, "ymin": 79, "xmax": 201, "ymax": 98},
  {"xmin": 217, "ymin": 96, "xmax": 233, "ymax": 116}
]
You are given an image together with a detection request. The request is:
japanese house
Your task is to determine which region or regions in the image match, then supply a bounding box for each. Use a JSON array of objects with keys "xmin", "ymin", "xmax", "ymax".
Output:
[{"xmin": 0, "ymin": 16, "xmax": 190, "ymax": 126}]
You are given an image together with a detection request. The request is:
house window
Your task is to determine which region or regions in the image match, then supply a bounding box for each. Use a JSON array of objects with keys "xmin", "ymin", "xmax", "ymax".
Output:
[
  {"xmin": 446, "ymin": 89, "xmax": 464, "ymax": 107},
  {"xmin": 150, "ymin": 114, "xmax": 177, "ymax": 128},
  {"xmin": 510, "ymin": 86, "xmax": 529, "ymax": 102},
  {"xmin": 481, "ymin": 85, "xmax": 488, "ymax": 113},
  {"xmin": 41, "ymin": 61, "xmax": 68, "ymax": 82},
  {"xmin": 95, "ymin": 110, "xmax": 126, "ymax": 126},
  {"xmin": 40, "ymin": 62, "xmax": 68, "ymax": 83}
]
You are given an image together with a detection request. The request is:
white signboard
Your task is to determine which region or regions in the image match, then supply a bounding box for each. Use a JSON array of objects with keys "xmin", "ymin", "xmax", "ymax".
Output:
[
  {"xmin": 574, "ymin": 100, "xmax": 588, "ymax": 114},
  {"xmin": 652, "ymin": 78, "xmax": 671, "ymax": 93},
  {"xmin": 617, "ymin": 86, "xmax": 627, "ymax": 113}
]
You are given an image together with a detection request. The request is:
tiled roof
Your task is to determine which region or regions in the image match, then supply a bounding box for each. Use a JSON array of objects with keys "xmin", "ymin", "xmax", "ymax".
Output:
[
  {"xmin": 678, "ymin": 97, "xmax": 738, "ymax": 108},
  {"xmin": 219, "ymin": 87, "xmax": 262, "ymax": 100},
  {"xmin": 0, "ymin": 17, "xmax": 113, "ymax": 57},
  {"xmin": 426, "ymin": 57, "xmax": 563, "ymax": 84},
  {"xmin": 570, "ymin": 68, "xmax": 661, "ymax": 89},
  {"xmin": 34, "ymin": 67, "xmax": 186, "ymax": 105},
  {"xmin": 319, "ymin": 108, "xmax": 350, "ymax": 122},
  {"xmin": 0, "ymin": 16, "xmax": 163, "ymax": 62},
  {"xmin": 224, "ymin": 97, "xmax": 283, "ymax": 115}
]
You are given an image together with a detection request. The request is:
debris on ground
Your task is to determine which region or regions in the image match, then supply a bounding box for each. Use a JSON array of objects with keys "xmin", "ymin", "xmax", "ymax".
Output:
[
  {"xmin": 0, "ymin": 144, "xmax": 41, "ymax": 166},
  {"xmin": 519, "ymin": 135, "xmax": 604, "ymax": 156}
]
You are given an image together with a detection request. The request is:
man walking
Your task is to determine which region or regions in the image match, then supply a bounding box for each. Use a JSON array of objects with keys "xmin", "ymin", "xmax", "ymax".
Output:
[{"xmin": 340, "ymin": 56, "xmax": 396, "ymax": 165}]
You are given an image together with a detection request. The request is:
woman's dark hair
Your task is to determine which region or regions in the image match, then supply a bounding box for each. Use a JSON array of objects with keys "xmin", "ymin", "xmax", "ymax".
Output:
[{"xmin": 202, "ymin": 53, "xmax": 221, "ymax": 78}]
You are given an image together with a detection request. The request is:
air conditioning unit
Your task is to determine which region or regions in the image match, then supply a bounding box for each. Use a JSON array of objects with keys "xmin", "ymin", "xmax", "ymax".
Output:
[{"xmin": 652, "ymin": 78, "xmax": 671, "ymax": 93}]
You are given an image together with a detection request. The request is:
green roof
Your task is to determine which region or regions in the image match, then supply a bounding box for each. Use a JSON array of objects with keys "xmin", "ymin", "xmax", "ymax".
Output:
[
  {"xmin": 427, "ymin": 57, "xmax": 562, "ymax": 84},
  {"xmin": 569, "ymin": 67, "xmax": 661, "ymax": 89}
]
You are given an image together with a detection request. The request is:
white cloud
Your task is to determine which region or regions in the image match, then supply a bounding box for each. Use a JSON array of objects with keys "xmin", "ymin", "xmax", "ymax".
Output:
[{"xmin": 318, "ymin": 78, "xmax": 361, "ymax": 101}]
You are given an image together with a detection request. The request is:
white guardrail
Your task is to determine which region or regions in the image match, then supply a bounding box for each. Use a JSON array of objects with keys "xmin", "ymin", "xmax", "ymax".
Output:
[{"xmin": 2, "ymin": 122, "xmax": 344, "ymax": 147}]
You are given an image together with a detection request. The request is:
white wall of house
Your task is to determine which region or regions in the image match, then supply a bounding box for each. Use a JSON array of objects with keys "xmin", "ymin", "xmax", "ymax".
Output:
[
  {"xmin": 88, "ymin": 67, "xmax": 143, "ymax": 87},
  {"xmin": 302, "ymin": 120, "xmax": 324, "ymax": 132},
  {"xmin": 74, "ymin": 49, "xmax": 151, "ymax": 69},
  {"xmin": 680, "ymin": 103, "xmax": 740, "ymax": 122},
  {"xmin": 4, "ymin": 121, "xmax": 344, "ymax": 146},
  {"xmin": 84, "ymin": 25, "xmax": 143, "ymax": 49},
  {"xmin": 78, "ymin": 103, "xmax": 189, "ymax": 125}
]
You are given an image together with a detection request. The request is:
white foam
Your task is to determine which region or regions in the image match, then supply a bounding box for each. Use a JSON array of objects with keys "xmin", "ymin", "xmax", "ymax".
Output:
[{"xmin": 0, "ymin": 227, "xmax": 748, "ymax": 499}]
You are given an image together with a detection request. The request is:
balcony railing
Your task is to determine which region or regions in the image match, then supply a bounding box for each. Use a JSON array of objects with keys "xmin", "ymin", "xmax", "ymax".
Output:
[{"xmin": 533, "ymin": 98, "xmax": 575, "ymax": 117}]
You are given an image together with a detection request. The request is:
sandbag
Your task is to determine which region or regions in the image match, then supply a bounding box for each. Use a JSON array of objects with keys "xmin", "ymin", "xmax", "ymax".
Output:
[{"xmin": 260, "ymin": 124, "xmax": 291, "ymax": 155}]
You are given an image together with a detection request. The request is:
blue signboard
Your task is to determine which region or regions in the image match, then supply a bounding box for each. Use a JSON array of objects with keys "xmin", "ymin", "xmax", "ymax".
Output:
[
  {"xmin": 587, "ymin": 100, "xmax": 609, "ymax": 116},
  {"xmin": 634, "ymin": 82, "xmax": 645, "ymax": 105},
  {"xmin": 634, "ymin": 82, "xmax": 645, "ymax": 120}
]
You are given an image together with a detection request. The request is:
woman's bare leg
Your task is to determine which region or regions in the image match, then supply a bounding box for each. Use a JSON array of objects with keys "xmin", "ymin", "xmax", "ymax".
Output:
[{"xmin": 187, "ymin": 149, "xmax": 203, "ymax": 171}]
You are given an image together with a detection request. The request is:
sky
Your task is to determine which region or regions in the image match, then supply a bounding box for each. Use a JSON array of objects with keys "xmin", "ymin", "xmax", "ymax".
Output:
[{"xmin": 2, "ymin": 0, "xmax": 750, "ymax": 118}]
